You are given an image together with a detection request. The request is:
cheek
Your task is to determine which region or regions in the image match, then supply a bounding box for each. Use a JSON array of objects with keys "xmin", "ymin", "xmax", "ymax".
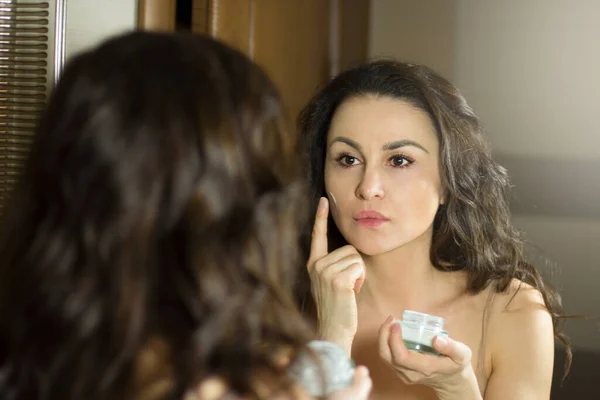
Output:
[
  {"xmin": 324, "ymin": 167, "xmax": 354, "ymax": 222},
  {"xmin": 416, "ymin": 177, "xmax": 442, "ymax": 203},
  {"xmin": 396, "ymin": 178, "xmax": 442, "ymax": 220},
  {"xmin": 324, "ymin": 164, "xmax": 352, "ymax": 195},
  {"xmin": 324, "ymin": 173, "xmax": 342, "ymax": 218},
  {"xmin": 396, "ymin": 164, "xmax": 442, "ymax": 201}
]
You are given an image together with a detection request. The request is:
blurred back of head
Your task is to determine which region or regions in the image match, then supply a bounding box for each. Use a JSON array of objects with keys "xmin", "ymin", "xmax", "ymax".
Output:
[{"xmin": 0, "ymin": 31, "xmax": 311, "ymax": 400}]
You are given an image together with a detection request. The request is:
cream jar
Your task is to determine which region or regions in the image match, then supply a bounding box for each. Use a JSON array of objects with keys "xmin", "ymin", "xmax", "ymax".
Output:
[
  {"xmin": 395, "ymin": 310, "xmax": 449, "ymax": 356},
  {"xmin": 287, "ymin": 340, "xmax": 355, "ymax": 396}
]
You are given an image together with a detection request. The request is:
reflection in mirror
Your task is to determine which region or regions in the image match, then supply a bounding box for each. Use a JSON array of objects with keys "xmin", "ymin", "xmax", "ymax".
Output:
[{"xmin": 370, "ymin": 0, "xmax": 599, "ymax": 398}]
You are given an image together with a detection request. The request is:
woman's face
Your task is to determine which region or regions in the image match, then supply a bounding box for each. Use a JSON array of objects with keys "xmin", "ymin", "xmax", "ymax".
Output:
[{"xmin": 324, "ymin": 95, "xmax": 443, "ymax": 256}]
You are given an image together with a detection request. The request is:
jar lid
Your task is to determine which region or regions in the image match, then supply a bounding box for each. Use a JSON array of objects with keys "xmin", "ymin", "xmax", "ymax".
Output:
[{"xmin": 402, "ymin": 310, "xmax": 445, "ymax": 330}]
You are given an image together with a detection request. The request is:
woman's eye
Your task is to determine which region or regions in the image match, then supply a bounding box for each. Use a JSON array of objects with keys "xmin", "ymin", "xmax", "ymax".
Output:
[
  {"xmin": 390, "ymin": 155, "xmax": 413, "ymax": 167},
  {"xmin": 339, "ymin": 155, "xmax": 359, "ymax": 167}
]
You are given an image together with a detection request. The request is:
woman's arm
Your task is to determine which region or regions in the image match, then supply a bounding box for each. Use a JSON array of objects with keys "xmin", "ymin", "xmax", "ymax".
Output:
[{"xmin": 484, "ymin": 286, "xmax": 555, "ymax": 400}]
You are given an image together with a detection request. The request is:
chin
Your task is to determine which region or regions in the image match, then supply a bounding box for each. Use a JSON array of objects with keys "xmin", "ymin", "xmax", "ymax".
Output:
[
  {"xmin": 341, "ymin": 233, "xmax": 400, "ymax": 256},
  {"xmin": 353, "ymin": 245, "xmax": 389, "ymax": 256}
]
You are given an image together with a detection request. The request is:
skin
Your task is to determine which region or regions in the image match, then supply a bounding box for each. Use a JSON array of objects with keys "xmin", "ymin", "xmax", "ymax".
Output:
[{"xmin": 306, "ymin": 96, "xmax": 554, "ymax": 399}]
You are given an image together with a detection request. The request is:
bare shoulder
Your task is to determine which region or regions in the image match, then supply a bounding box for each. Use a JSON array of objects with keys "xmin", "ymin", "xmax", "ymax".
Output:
[
  {"xmin": 483, "ymin": 279, "xmax": 554, "ymax": 399},
  {"xmin": 489, "ymin": 278, "xmax": 554, "ymax": 347},
  {"xmin": 495, "ymin": 279, "xmax": 547, "ymax": 311}
]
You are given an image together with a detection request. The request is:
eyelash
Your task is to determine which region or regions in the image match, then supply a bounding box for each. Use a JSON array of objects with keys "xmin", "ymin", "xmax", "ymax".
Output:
[{"xmin": 334, "ymin": 152, "xmax": 415, "ymax": 168}]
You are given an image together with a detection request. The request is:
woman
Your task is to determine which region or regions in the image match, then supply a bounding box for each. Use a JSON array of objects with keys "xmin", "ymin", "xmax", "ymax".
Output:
[
  {"xmin": 0, "ymin": 32, "xmax": 371, "ymax": 399},
  {"xmin": 298, "ymin": 60, "xmax": 569, "ymax": 399}
]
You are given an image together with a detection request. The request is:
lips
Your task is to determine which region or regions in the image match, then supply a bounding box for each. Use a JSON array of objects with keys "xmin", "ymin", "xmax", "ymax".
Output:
[
  {"xmin": 355, "ymin": 210, "xmax": 389, "ymax": 220},
  {"xmin": 354, "ymin": 210, "xmax": 389, "ymax": 228}
]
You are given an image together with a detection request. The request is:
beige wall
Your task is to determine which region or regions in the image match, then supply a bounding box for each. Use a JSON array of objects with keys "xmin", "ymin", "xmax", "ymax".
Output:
[
  {"xmin": 455, "ymin": 0, "xmax": 600, "ymax": 160},
  {"xmin": 514, "ymin": 214, "xmax": 600, "ymax": 349},
  {"xmin": 369, "ymin": 0, "xmax": 457, "ymax": 78},
  {"xmin": 370, "ymin": 0, "xmax": 600, "ymax": 350},
  {"xmin": 66, "ymin": 0, "xmax": 138, "ymax": 59}
]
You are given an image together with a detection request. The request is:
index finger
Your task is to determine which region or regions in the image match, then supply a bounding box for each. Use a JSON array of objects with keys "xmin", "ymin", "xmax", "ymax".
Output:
[{"xmin": 308, "ymin": 197, "xmax": 329, "ymax": 265}]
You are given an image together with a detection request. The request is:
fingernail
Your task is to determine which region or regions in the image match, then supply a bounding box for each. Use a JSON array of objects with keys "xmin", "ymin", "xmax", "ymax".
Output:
[
  {"xmin": 319, "ymin": 197, "xmax": 328, "ymax": 209},
  {"xmin": 385, "ymin": 315, "xmax": 394, "ymax": 324},
  {"xmin": 436, "ymin": 336, "xmax": 448, "ymax": 347},
  {"xmin": 391, "ymin": 323, "xmax": 401, "ymax": 334}
]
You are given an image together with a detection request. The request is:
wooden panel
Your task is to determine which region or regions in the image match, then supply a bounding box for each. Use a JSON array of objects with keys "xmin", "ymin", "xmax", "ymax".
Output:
[
  {"xmin": 338, "ymin": 0, "xmax": 370, "ymax": 72},
  {"xmin": 138, "ymin": 0, "xmax": 177, "ymax": 31},
  {"xmin": 252, "ymin": 0, "xmax": 331, "ymax": 122},
  {"xmin": 206, "ymin": 0, "xmax": 252, "ymax": 55},
  {"xmin": 191, "ymin": 0, "xmax": 208, "ymax": 34}
]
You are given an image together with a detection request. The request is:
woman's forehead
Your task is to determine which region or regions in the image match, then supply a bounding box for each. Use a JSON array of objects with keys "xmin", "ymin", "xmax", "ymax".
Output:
[{"xmin": 327, "ymin": 96, "xmax": 438, "ymax": 149}]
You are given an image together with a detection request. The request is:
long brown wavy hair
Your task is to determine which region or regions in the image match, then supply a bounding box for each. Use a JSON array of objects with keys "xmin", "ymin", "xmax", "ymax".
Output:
[
  {"xmin": 297, "ymin": 60, "xmax": 571, "ymax": 374},
  {"xmin": 0, "ymin": 32, "xmax": 312, "ymax": 399}
]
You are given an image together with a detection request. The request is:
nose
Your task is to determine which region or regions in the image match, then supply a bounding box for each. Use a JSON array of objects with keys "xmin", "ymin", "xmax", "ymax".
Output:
[{"xmin": 355, "ymin": 167, "xmax": 385, "ymax": 200}]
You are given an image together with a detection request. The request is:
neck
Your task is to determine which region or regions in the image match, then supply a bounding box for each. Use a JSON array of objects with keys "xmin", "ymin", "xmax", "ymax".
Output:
[{"xmin": 357, "ymin": 229, "xmax": 466, "ymax": 316}]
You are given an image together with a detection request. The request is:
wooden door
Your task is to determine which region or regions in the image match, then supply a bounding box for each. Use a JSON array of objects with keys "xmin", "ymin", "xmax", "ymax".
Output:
[{"xmin": 138, "ymin": 0, "xmax": 370, "ymax": 123}]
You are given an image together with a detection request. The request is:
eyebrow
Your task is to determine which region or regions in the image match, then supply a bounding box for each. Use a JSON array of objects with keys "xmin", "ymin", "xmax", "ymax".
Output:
[
  {"xmin": 330, "ymin": 137, "xmax": 429, "ymax": 154},
  {"xmin": 383, "ymin": 139, "xmax": 429, "ymax": 153}
]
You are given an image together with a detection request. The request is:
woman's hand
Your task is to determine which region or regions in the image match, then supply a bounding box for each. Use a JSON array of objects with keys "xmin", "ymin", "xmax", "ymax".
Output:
[
  {"xmin": 327, "ymin": 366, "xmax": 372, "ymax": 400},
  {"xmin": 307, "ymin": 197, "xmax": 366, "ymax": 355},
  {"xmin": 378, "ymin": 316, "xmax": 482, "ymax": 400}
]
